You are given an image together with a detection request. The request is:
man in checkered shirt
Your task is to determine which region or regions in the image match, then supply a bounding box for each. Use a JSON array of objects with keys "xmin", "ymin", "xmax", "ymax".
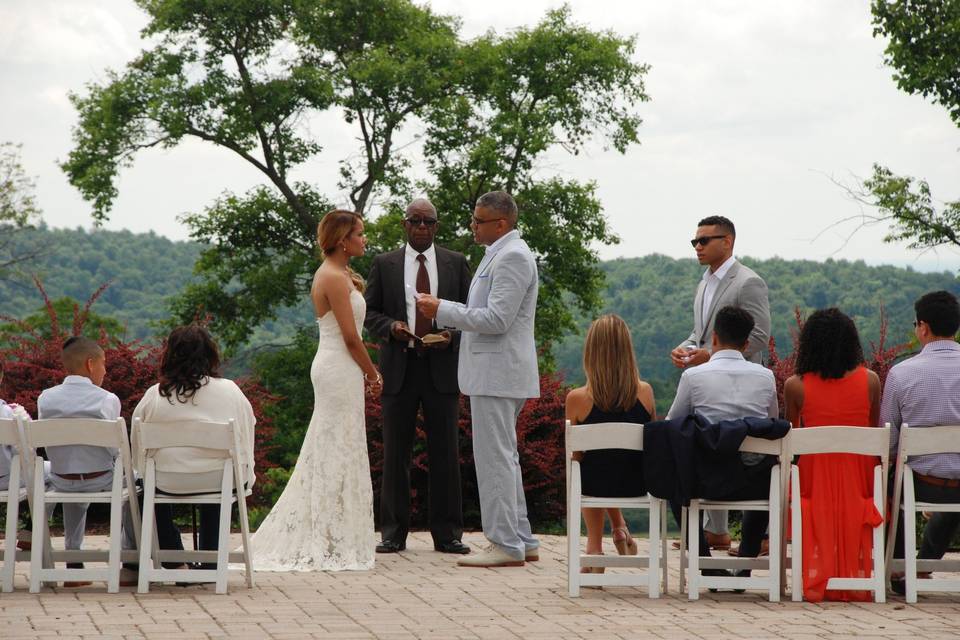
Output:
[{"xmin": 882, "ymin": 290, "xmax": 960, "ymax": 595}]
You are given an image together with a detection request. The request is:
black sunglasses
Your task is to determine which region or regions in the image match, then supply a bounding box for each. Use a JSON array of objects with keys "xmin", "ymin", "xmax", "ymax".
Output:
[
  {"xmin": 405, "ymin": 217, "xmax": 438, "ymax": 227},
  {"xmin": 690, "ymin": 234, "xmax": 728, "ymax": 248}
]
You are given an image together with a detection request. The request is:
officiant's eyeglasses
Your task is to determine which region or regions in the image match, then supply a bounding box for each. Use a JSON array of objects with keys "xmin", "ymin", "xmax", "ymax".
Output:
[
  {"xmin": 690, "ymin": 234, "xmax": 728, "ymax": 248},
  {"xmin": 405, "ymin": 217, "xmax": 438, "ymax": 227},
  {"xmin": 471, "ymin": 216, "xmax": 505, "ymax": 226}
]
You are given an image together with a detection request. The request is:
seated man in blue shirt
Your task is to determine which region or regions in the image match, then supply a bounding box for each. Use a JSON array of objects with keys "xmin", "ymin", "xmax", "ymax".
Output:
[
  {"xmin": 667, "ymin": 305, "xmax": 779, "ymax": 579},
  {"xmin": 883, "ymin": 291, "xmax": 960, "ymax": 595}
]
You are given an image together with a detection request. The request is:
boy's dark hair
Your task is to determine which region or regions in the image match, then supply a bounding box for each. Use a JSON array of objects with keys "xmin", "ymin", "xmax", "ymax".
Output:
[
  {"xmin": 714, "ymin": 306, "xmax": 755, "ymax": 348},
  {"xmin": 61, "ymin": 336, "xmax": 104, "ymax": 372},
  {"xmin": 915, "ymin": 290, "xmax": 960, "ymax": 338},
  {"xmin": 697, "ymin": 215, "xmax": 736, "ymax": 237}
]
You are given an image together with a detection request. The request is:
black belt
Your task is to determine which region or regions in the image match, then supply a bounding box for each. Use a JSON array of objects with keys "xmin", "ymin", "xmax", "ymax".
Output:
[{"xmin": 56, "ymin": 470, "xmax": 110, "ymax": 480}]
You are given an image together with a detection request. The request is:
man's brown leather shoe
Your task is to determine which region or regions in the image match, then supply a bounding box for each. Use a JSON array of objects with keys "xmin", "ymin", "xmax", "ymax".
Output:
[{"xmin": 62, "ymin": 580, "xmax": 92, "ymax": 588}]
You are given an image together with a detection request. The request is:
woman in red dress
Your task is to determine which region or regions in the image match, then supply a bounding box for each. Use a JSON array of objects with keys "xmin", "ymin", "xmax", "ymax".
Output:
[{"xmin": 784, "ymin": 308, "xmax": 882, "ymax": 602}]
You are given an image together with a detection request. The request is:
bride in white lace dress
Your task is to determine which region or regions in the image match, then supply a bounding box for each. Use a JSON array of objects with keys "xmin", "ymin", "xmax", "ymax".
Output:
[{"xmin": 254, "ymin": 210, "xmax": 382, "ymax": 571}]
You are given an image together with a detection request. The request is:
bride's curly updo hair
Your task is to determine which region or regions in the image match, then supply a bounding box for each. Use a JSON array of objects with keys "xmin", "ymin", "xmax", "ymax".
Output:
[
  {"xmin": 317, "ymin": 209, "xmax": 365, "ymax": 292},
  {"xmin": 158, "ymin": 324, "xmax": 221, "ymax": 403}
]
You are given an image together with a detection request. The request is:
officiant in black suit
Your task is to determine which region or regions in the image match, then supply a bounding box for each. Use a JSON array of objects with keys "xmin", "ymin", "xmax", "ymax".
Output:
[{"xmin": 364, "ymin": 198, "xmax": 472, "ymax": 555}]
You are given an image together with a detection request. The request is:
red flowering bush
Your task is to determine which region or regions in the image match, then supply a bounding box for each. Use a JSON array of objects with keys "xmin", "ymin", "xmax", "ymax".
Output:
[
  {"xmin": 364, "ymin": 371, "xmax": 567, "ymax": 530},
  {"xmin": 0, "ymin": 281, "xmax": 279, "ymax": 507}
]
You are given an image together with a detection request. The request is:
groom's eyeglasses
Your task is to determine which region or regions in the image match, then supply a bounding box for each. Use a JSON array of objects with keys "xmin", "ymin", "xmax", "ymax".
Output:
[
  {"xmin": 471, "ymin": 216, "xmax": 505, "ymax": 226},
  {"xmin": 405, "ymin": 217, "xmax": 438, "ymax": 227},
  {"xmin": 690, "ymin": 234, "xmax": 728, "ymax": 248}
]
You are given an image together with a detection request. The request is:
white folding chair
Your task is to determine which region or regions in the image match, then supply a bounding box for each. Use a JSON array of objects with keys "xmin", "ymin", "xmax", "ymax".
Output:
[
  {"xmin": 21, "ymin": 417, "xmax": 141, "ymax": 593},
  {"xmin": 566, "ymin": 420, "xmax": 667, "ymax": 597},
  {"xmin": 680, "ymin": 434, "xmax": 788, "ymax": 601},
  {"xmin": 886, "ymin": 423, "xmax": 960, "ymax": 602},
  {"xmin": 0, "ymin": 418, "xmax": 29, "ymax": 592},
  {"xmin": 133, "ymin": 418, "xmax": 253, "ymax": 594},
  {"xmin": 789, "ymin": 425, "xmax": 889, "ymax": 603}
]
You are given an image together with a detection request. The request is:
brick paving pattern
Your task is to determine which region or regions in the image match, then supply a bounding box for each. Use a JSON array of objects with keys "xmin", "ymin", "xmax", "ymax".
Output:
[{"xmin": 1, "ymin": 532, "xmax": 959, "ymax": 639}]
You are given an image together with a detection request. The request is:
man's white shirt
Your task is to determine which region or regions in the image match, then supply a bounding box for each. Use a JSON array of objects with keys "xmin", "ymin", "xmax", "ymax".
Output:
[
  {"xmin": 37, "ymin": 375, "xmax": 121, "ymax": 474},
  {"xmin": 700, "ymin": 255, "xmax": 737, "ymax": 321},
  {"xmin": 404, "ymin": 242, "xmax": 438, "ymax": 346}
]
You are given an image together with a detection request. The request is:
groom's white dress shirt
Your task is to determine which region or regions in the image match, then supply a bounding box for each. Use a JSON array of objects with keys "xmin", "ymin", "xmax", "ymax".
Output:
[
  {"xmin": 132, "ymin": 377, "xmax": 257, "ymax": 490},
  {"xmin": 37, "ymin": 375, "xmax": 121, "ymax": 474}
]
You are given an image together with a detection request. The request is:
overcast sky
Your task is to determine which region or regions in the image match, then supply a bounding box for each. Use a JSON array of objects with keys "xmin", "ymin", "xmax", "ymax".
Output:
[{"xmin": 2, "ymin": 0, "xmax": 958, "ymax": 272}]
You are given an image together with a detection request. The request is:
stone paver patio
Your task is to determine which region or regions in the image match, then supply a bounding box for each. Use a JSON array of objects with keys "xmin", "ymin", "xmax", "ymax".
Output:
[{"xmin": 2, "ymin": 532, "xmax": 960, "ymax": 639}]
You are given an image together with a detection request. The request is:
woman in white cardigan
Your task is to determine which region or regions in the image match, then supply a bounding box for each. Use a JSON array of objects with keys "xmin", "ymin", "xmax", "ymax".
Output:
[{"xmin": 132, "ymin": 325, "xmax": 256, "ymax": 556}]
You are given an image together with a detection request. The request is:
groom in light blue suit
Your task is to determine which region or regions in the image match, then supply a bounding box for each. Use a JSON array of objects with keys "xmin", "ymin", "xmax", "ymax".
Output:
[{"xmin": 416, "ymin": 190, "xmax": 541, "ymax": 567}]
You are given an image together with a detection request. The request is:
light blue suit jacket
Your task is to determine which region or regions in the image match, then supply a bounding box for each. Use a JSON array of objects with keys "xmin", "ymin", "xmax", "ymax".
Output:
[{"xmin": 435, "ymin": 230, "xmax": 540, "ymax": 399}]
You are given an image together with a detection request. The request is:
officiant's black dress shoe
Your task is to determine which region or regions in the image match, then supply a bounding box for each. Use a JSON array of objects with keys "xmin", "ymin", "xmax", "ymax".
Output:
[
  {"xmin": 376, "ymin": 540, "xmax": 406, "ymax": 553},
  {"xmin": 434, "ymin": 540, "xmax": 470, "ymax": 555}
]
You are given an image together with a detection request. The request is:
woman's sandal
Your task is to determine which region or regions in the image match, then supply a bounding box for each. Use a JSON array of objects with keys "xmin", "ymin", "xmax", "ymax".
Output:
[
  {"xmin": 581, "ymin": 551, "xmax": 605, "ymax": 588},
  {"xmin": 612, "ymin": 526, "xmax": 638, "ymax": 556}
]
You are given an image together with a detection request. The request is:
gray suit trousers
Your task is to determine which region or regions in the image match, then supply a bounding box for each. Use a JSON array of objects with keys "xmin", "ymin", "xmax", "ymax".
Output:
[{"xmin": 469, "ymin": 396, "xmax": 539, "ymax": 559}]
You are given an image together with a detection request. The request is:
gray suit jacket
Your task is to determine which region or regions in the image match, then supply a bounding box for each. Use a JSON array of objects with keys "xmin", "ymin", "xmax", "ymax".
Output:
[
  {"xmin": 678, "ymin": 260, "xmax": 771, "ymax": 363},
  {"xmin": 435, "ymin": 230, "xmax": 540, "ymax": 399}
]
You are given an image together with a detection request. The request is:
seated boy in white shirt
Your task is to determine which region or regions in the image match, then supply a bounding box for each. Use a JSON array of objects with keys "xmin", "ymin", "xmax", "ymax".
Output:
[{"xmin": 37, "ymin": 337, "xmax": 134, "ymax": 585}]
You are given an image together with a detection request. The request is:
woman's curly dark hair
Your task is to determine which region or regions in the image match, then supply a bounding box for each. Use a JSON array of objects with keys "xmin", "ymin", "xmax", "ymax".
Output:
[
  {"xmin": 158, "ymin": 325, "xmax": 221, "ymax": 403},
  {"xmin": 795, "ymin": 308, "xmax": 864, "ymax": 379}
]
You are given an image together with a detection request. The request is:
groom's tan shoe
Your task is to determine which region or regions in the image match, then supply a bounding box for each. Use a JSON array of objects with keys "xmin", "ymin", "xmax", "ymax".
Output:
[
  {"xmin": 457, "ymin": 545, "xmax": 524, "ymax": 568},
  {"xmin": 525, "ymin": 548, "xmax": 539, "ymax": 562}
]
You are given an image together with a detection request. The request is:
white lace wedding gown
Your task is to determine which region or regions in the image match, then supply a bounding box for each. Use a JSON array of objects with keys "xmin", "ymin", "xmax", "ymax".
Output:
[{"xmin": 254, "ymin": 290, "xmax": 375, "ymax": 571}]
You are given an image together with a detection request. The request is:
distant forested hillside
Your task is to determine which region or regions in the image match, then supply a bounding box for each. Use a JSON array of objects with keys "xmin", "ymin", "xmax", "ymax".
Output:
[
  {"xmin": 554, "ymin": 255, "xmax": 960, "ymax": 414},
  {"xmin": 2, "ymin": 228, "xmax": 956, "ymax": 410}
]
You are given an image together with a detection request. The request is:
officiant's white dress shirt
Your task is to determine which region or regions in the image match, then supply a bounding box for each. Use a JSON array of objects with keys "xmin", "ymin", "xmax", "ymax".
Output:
[
  {"xmin": 37, "ymin": 375, "xmax": 121, "ymax": 474},
  {"xmin": 132, "ymin": 377, "xmax": 256, "ymax": 490},
  {"xmin": 403, "ymin": 242, "xmax": 438, "ymax": 346}
]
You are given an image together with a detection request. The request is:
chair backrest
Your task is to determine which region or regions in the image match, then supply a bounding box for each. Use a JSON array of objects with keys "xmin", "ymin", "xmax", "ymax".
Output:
[
  {"xmin": 741, "ymin": 434, "xmax": 787, "ymax": 457},
  {"xmin": 134, "ymin": 418, "xmax": 236, "ymax": 456},
  {"xmin": 0, "ymin": 418, "xmax": 18, "ymax": 447},
  {"xmin": 901, "ymin": 424, "xmax": 960, "ymax": 458},
  {"xmin": 789, "ymin": 425, "xmax": 890, "ymax": 460},
  {"xmin": 22, "ymin": 417, "xmax": 127, "ymax": 449},
  {"xmin": 565, "ymin": 421, "xmax": 644, "ymax": 454}
]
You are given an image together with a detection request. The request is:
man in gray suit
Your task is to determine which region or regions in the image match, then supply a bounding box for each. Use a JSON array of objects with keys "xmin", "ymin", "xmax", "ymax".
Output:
[
  {"xmin": 669, "ymin": 215, "xmax": 771, "ymax": 551},
  {"xmin": 416, "ymin": 190, "xmax": 540, "ymax": 568}
]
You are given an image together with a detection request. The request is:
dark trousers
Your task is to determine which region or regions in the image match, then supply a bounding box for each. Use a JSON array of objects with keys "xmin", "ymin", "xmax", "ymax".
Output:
[
  {"xmin": 379, "ymin": 353, "xmax": 463, "ymax": 545},
  {"xmin": 123, "ymin": 499, "xmax": 222, "ymax": 570},
  {"xmin": 670, "ymin": 463, "xmax": 772, "ymax": 558},
  {"xmin": 892, "ymin": 477, "xmax": 960, "ymax": 561}
]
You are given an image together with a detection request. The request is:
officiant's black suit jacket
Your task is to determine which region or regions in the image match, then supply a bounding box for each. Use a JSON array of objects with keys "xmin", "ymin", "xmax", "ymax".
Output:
[{"xmin": 364, "ymin": 245, "xmax": 472, "ymax": 395}]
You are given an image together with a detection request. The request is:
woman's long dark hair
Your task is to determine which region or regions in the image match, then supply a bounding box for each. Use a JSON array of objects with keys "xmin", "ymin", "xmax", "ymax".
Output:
[
  {"xmin": 795, "ymin": 308, "xmax": 864, "ymax": 379},
  {"xmin": 158, "ymin": 325, "xmax": 221, "ymax": 403}
]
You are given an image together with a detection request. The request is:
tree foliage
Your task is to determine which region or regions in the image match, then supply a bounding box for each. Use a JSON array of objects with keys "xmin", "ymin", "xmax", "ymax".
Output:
[
  {"xmin": 62, "ymin": 1, "xmax": 648, "ymax": 352},
  {"xmin": 0, "ymin": 142, "xmax": 43, "ymax": 281},
  {"xmin": 863, "ymin": 1, "xmax": 960, "ymax": 254}
]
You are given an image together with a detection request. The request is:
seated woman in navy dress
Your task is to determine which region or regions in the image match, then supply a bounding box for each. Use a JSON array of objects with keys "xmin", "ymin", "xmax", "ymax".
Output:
[{"xmin": 565, "ymin": 314, "xmax": 656, "ymax": 568}]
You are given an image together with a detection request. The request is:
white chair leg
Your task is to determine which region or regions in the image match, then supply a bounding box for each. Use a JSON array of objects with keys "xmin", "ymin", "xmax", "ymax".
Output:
[
  {"xmin": 1, "ymin": 494, "xmax": 17, "ymax": 592},
  {"xmin": 29, "ymin": 463, "xmax": 45, "ymax": 594},
  {"xmin": 138, "ymin": 469, "xmax": 156, "ymax": 594},
  {"xmin": 237, "ymin": 490, "xmax": 254, "ymax": 588},
  {"xmin": 661, "ymin": 501, "xmax": 668, "ymax": 594},
  {"xmin": 768, "ymin": 466, "xmax": 781, "ymax": 603},
  {"xmin": 679, "ymin": 506, "xmax": 687, "ymax": 593},
  {"xmin": 567, "ymin": 466, "xmax": 581, "ymax": 598},
  {"xmin": 791, "ymin": 466, "xmax": 803, "ymax": 602},
  {"xmin": 688, "ymin": 501, "xmax": 700, "ymax": 600},
  {"xmin": 215, "ymin": 466, "xmax": 233, "ymax": 594},
  {"xmin": 649, "ymin": 497, "xmax": 660, "ymax": 598},
  {"xmin": 904, "ymin": 471, "xmax": 918, "ymax": 603},
  {"xmin": 106, "ymin": 464, "xmax": 123, "ymax": 593},
  {"xmin": 873, "ymin": 466, "xmax": 886, "ymax": 604}
]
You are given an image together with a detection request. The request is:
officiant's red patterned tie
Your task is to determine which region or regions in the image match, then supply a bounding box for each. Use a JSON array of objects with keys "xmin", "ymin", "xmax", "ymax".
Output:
[{"xmin": 415, "ymin": 254, "xmax": 431, "ymax": 338}]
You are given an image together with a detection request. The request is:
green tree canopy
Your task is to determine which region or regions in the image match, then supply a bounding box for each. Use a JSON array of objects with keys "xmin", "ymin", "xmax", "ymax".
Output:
[
  {"xmin": 62, "ymin": 0, "xmax": 648, "ymax": 354},
  {"xmin": 1, "ymin": 142, "xmax": 43, "ymax": 281},
  {"xmin": 864, "ymin": 1, "xmax": 960, "ymax": 254}
]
